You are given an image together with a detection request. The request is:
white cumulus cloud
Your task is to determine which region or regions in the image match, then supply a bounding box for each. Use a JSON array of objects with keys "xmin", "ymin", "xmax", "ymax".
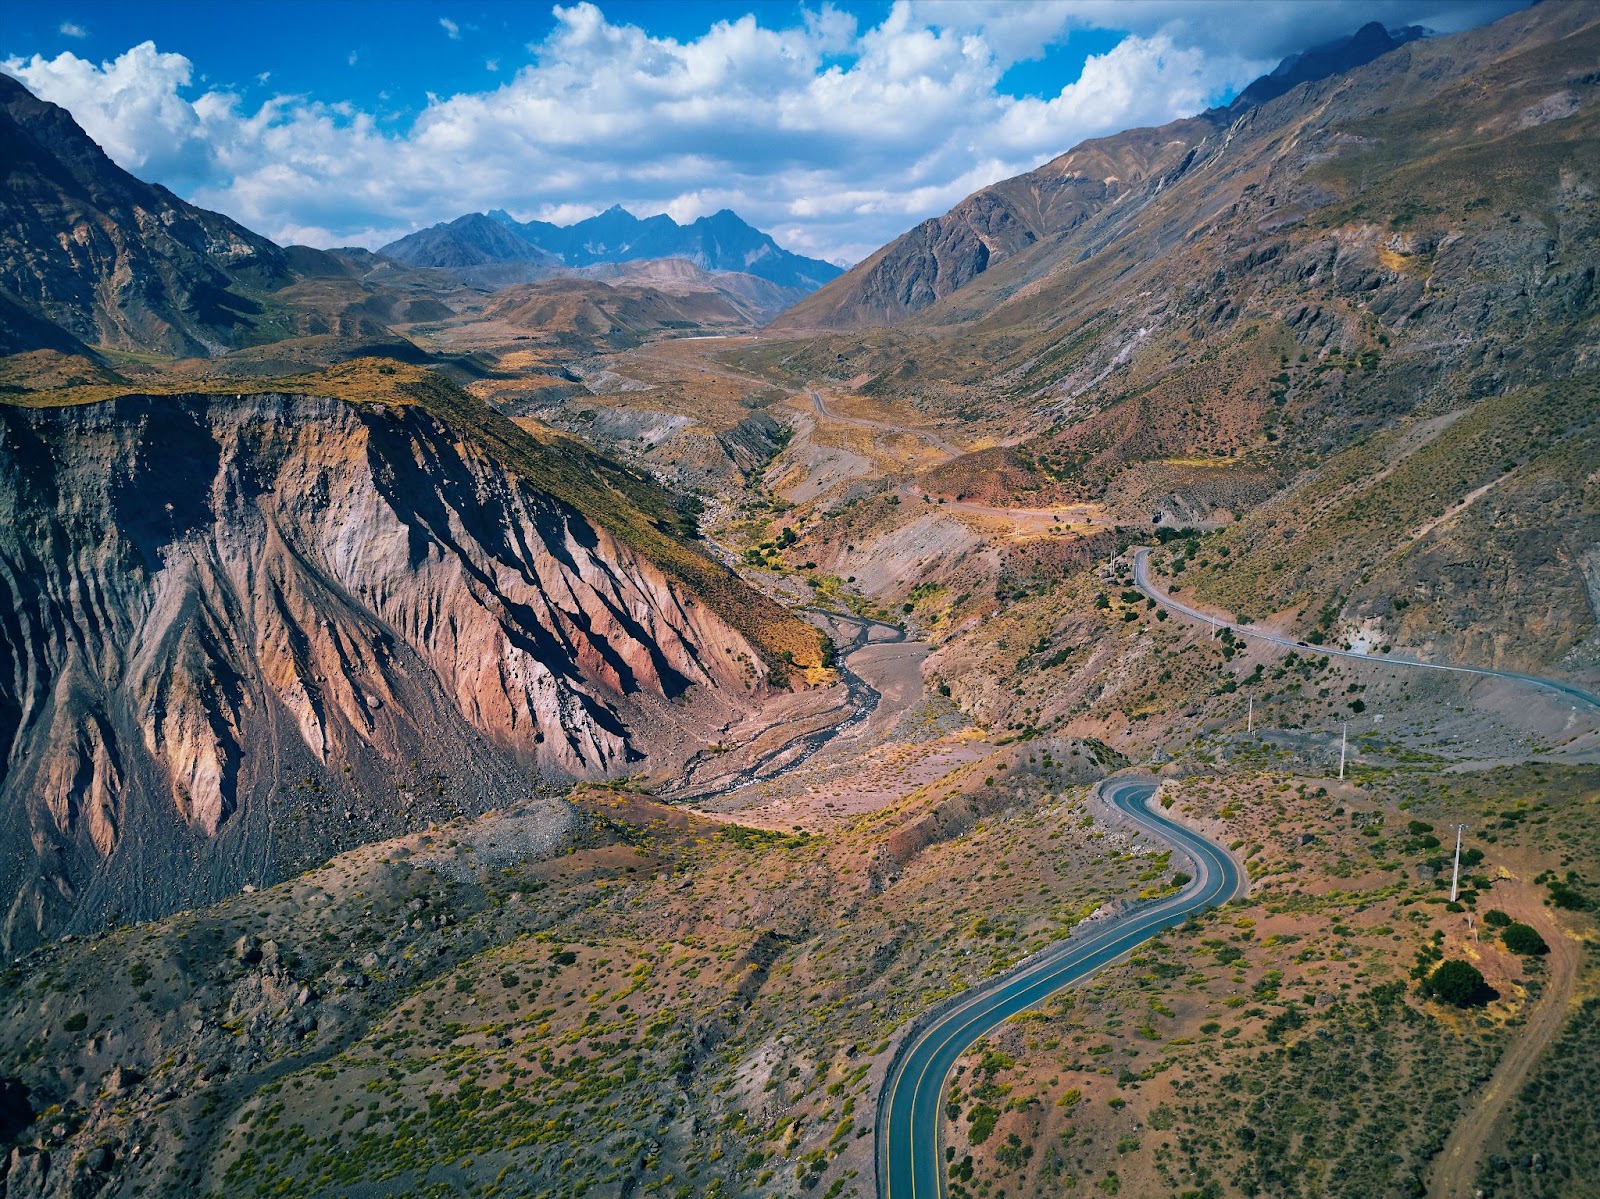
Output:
[
  {"xmin": 2, "ymin": 1, "xmax": 1530, "ymax": 263},
  {"xmin": 5, "ymin": 42, "xmax": 218, "ymax": 188}
]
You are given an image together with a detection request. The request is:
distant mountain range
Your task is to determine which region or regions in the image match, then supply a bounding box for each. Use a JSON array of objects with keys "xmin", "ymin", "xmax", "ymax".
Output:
[
  {"xmin": 0, "ymin": 69, "xmax": 814, "ymax": 360},
  {"xmin": 0, "ymin": 18, "xmax": 1426, "ymax": 360},
  {"xmin": 381, "ymin": 206, "xmax": 843, "ymax": 291}
]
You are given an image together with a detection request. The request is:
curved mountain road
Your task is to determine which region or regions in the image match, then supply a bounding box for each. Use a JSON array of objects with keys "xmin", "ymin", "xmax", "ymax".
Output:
[
  {"xmin": 1132, "ymin": 548, "xmax": 1600, "ymax": 712},
  {"xmin": 877, "ymin": 778, "xmax": 1243, "ymax": 1199}
]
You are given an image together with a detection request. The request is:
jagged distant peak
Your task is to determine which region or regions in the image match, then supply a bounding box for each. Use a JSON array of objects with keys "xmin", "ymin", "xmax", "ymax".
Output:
[
  {"xmin": 382, "ymin": 204, "xmax": 841, "ymax": 292},
  {"xmin": 1231, "ymin": 21, "xmax": 1429, "ymax": 110}
]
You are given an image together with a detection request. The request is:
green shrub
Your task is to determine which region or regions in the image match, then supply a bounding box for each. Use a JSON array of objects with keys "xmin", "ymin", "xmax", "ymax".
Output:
[
  {"xmin": 1501, "ymin": 923, "xmax": 1549, "ymax": 956},
  {"xmin": 1546, "ymin": 876, "xmax": 1591, "ymax": 910},
  {"xmin": 967, "ymin": 1103, "xmax": 999, "ymax": 1144},
  {"xmin": 1482, "ymin": 909, "xmax": 1512, "ymax": 928},
  {"xmin": 1423, "ymin": 960, "xmax": 1487, "ymax": 1006}
]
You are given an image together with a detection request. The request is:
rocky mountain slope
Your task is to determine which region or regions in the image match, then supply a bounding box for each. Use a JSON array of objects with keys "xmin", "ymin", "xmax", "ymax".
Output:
[
  {"xmin": 0, "ymin": 72, "xmax": 293, "ymax": 357},
  {"xmin": 769, "ymin": 115, "xmax": 1216, "ymax": 331},
  {"xmin": 0, "ymin": 369, "xmax": 823, "ymax": 955},
  {"xmin": 734, "ymin": 2, "xmax": 1600, "ymax": 737},
  {"xmin": 385, "ymin": 205, "xmax": 842, "ymax": 291},
  {"xmin": 771, "ymin": 14, "xmax": 1558, "ymax": 332}
]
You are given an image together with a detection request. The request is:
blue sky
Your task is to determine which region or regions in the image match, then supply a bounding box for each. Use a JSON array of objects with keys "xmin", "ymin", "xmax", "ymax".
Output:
[
  {"xmin": 1, "ymin": 1, "xmax": 1528, "ymax": 262},
  {"xmin": 3, "ymin": 3, "xmax": 1125, "ymax": 121}
]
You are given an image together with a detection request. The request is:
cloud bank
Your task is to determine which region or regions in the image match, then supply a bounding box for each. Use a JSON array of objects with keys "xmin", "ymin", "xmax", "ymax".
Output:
[{"xmin": 3, "ymin": 0, "xmax": 1526, "ymax": 262}]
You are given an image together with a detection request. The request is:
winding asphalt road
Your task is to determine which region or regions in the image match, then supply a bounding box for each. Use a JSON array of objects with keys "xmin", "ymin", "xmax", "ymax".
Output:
[
  {"xmin": 1131, "ymin": 548, "xmax": 1600, "ymax": 711},
  {"xmin": 877, "ymin": 777, "xmax": 1243, "ymax": 1199}
]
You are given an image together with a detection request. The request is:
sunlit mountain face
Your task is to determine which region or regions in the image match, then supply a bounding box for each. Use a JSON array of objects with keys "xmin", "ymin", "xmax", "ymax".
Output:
[{"xmin": 3, "ymin": 4, "xmax": 1597, "ymax": 1199}]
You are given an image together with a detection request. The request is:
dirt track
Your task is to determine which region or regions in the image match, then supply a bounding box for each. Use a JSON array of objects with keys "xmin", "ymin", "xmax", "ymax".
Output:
[
  {"xmin": 1426, "ymin": 884, "xmax": 1582, "ymax": 1199},
  {"xmin": 806, "ymin": 388, "xmax": 966, "ymax": 457}
]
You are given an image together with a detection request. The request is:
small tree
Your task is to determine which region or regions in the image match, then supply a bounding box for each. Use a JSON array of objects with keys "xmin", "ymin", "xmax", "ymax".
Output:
[
  {"xmin": 1482, "ymin": 909, "xmax": 1512, "ymax": 928},
  {"xmin": 1424, "ymin": 960, "xmax": 1486, "ymax": 1007},
  {"xmin": 1501, "ymin": 922, "xmax": 1549, "ymax": 956}
]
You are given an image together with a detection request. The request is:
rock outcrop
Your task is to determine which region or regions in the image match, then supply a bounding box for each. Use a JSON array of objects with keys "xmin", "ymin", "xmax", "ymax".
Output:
[{"xmin": 0, "ymin": 391, "xmax": 773, "ymax": 952}]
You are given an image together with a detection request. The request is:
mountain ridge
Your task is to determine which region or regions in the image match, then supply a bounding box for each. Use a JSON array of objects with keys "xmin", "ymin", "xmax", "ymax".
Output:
[
  {"xmin": 383, "ymin": 204, "xmax": 842, "ymax": 291},
  {"xmin": 1230, "ymin": 20, "xmax": 1428, "ymax": 110},
  {"xmin": 0, "ymin": 71, "xmax": 293, "ymax": 357},
  {"xmin": 772, "ymin": 20, "xmax": 1451, "ymax": 332}
]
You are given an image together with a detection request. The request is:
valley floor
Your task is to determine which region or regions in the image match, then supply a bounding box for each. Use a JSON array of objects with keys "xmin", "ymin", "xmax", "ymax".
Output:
[{"xmin": 5, "ymin": 340, "xmax": 1599, "ymax": 1199}]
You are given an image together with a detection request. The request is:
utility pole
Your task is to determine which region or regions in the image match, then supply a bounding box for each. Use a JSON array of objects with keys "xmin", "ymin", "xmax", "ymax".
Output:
[
  {"xmin": 1450, "ymin": 824, "xmax": 1467, "ymax": 902},
  {"xmin": 1247, "ymin": 695, "xmax": 1254, "ymax": 733},
  {"xmin": 1338, "ymin": 722, "xmax": 1348, "ymax": 780}
]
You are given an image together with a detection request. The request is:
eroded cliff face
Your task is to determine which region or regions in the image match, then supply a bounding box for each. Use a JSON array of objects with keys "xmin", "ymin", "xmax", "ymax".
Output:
[{"xmin": 0, "ymin": 393, "xmax": 770, "ymax": 952}]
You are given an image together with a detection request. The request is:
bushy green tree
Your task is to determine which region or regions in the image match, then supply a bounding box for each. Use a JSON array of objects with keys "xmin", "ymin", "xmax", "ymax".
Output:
[
  {"xmin": 1423, "ymin": 959, "xmax": 1486, "ymax": 1006},
  {"xmin": 1501, "ymin": 922, "xmax": 1549, "ymax": 955}
]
